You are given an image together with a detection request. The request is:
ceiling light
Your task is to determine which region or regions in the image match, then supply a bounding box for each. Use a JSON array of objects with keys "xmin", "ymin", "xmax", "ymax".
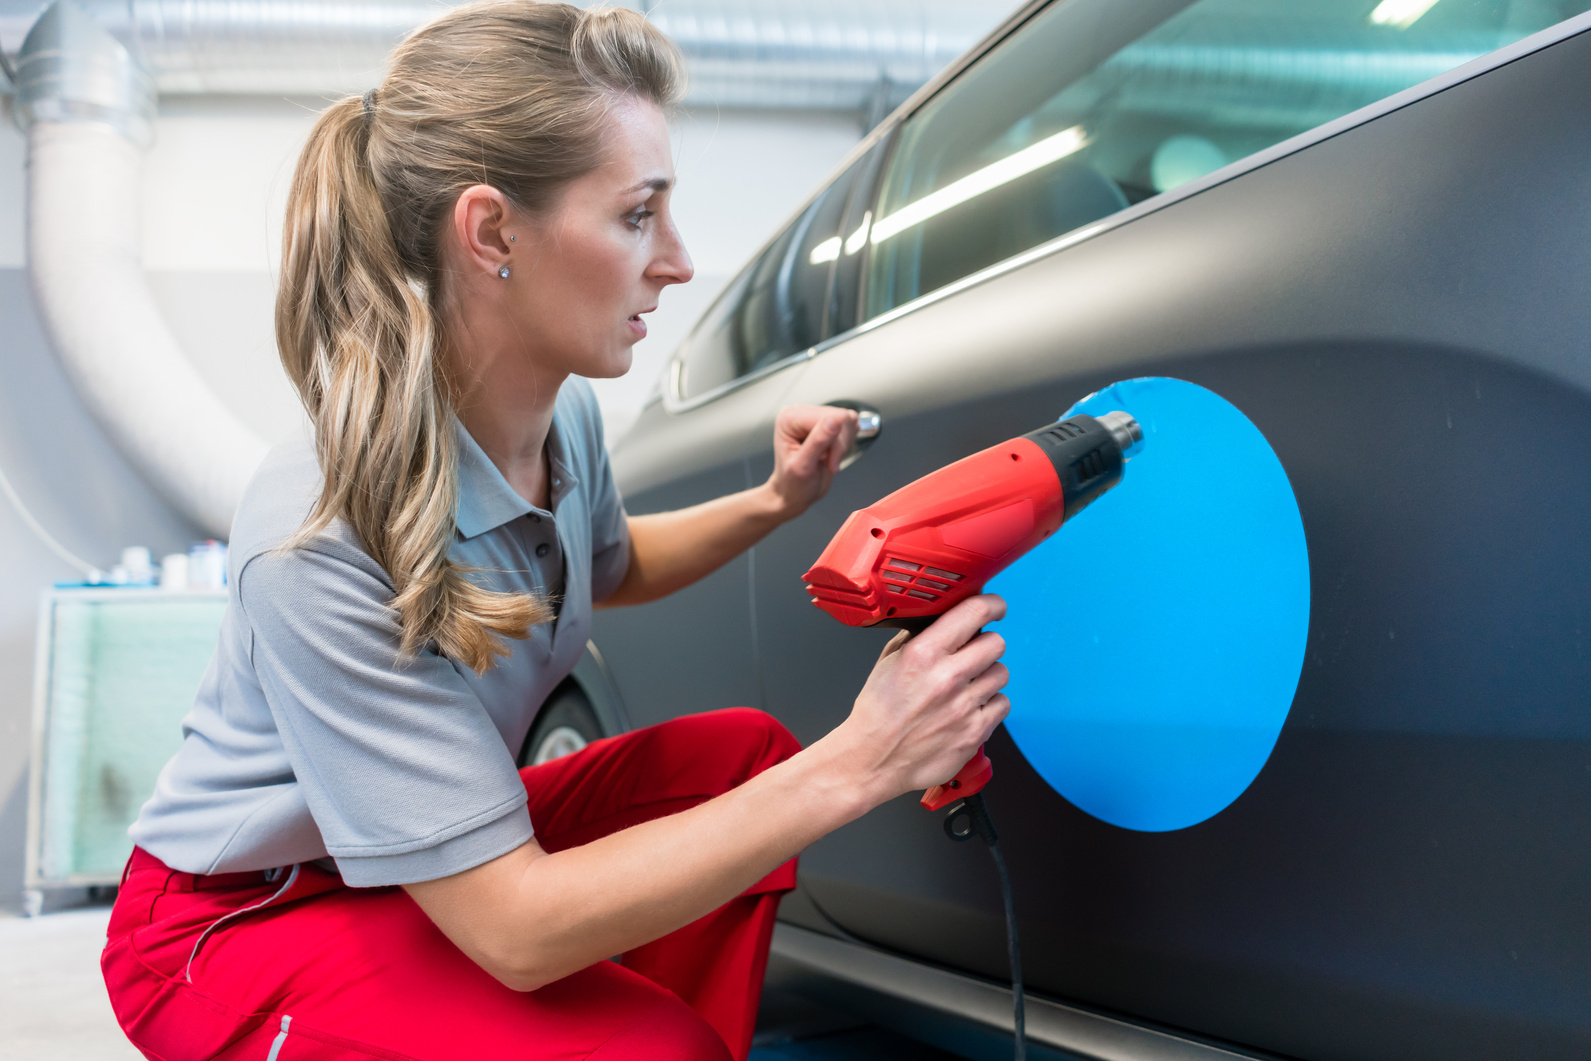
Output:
[
  {"xmin": 844, "ymin": 212, "xmax": 872, "ymax": 255},
  {"xmin": 872, "ymin": 125, "xmax": 1087, "ymax": 246},
  {"xmin": 1368, "ymin": 0, "xmax": 1442, "ymax": 29},
  {"xmin": 809, "ymin": 236, "xmax": 841, "ymax": 265}
]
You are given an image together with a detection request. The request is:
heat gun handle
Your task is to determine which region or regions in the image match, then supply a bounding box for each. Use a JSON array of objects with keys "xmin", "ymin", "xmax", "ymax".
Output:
[{"xmin": 921, "ymin": 746, "xmax": 994, "ymax": 811}]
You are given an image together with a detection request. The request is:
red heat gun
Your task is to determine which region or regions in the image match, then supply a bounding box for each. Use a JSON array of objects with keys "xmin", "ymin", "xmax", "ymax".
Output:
[{"xmin": 802, "ymin": 409, "xmax": 1144, "ymax": 810}]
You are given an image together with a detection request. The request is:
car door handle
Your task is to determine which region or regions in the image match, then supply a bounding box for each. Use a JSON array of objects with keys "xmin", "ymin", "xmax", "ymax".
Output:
[{"xmin": 825, "ymin": 400, "xmax": 882, "ymax": 470}]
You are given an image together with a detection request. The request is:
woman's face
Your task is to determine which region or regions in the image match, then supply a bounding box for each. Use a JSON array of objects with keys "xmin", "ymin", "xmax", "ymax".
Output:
[{"xmin": 501, "ymin": 95, "xmax": 693, "ymax": 380}]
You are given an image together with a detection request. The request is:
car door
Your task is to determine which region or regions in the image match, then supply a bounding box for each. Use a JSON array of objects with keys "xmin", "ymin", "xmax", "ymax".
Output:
[{"xmin": 751, "ymin": 1, "xmax": 1591, "ymax": 1059}]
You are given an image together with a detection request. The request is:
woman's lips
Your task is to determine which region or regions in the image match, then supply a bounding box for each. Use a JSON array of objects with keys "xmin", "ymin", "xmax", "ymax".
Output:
[{"xmin": 627, "ymin": 307, "xmax": 656, "ymax": 339}]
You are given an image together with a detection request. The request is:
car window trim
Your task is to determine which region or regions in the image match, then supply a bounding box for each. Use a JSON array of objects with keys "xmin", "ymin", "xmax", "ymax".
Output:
[
  {"xmin": 829, "ymin": 9, "xmax": 1591, "ymax": 356},
  {"xmin": 665, "ymin": 344, "xmax": 818, "ymax": 414},
  {"xmin": 665, "ymin": 137, "xmax": 894, "ymax": 414}
]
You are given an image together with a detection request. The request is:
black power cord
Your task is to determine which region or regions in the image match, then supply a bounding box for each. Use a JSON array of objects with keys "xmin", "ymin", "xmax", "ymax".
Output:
[{"xmin": 945, "ymin": 793, "xmax": 1025, "ymax": 1061}]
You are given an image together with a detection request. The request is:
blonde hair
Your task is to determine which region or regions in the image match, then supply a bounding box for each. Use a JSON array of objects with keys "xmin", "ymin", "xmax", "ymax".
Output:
[{"xmin": 276, "ymin": 1, "xmax": 683, "ymax": 673}]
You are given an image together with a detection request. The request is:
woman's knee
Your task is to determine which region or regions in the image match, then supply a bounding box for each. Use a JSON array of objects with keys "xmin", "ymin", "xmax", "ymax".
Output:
[
  {"xmin": 696, "ymin": 707, "xmax": 801, "ymax": 774},
  {"xmin": 588, "ymin": 993, "xmax": 732, "ymax": 1061}
]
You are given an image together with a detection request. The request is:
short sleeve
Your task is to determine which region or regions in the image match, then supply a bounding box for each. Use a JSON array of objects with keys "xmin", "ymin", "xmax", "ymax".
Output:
[{"xmin": 237, "ymin": 537, "xmax": 534, "ymax": 887}]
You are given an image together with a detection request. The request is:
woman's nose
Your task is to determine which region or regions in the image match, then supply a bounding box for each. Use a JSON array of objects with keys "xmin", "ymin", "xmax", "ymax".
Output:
[{"xmin": 651, "ymin": 223, "xmax": 694, "ymax": 287}]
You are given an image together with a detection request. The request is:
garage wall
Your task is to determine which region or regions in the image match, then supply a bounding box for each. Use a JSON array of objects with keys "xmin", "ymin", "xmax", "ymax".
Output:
[{"xmin": 0, "ymin": 94, "xmax": 862, "ymax": 910}]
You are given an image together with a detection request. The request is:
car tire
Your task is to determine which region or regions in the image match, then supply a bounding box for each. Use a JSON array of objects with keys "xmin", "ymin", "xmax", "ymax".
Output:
[{"xmin": 518, "ymin": 682, "xmax": 604, "ymax": 767}]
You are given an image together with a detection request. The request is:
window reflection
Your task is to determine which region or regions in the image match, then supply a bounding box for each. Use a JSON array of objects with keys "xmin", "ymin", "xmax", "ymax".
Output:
[
  {"xmin": 674, "ymin": 158, "xmax": 863, "ymax": 399},
  {"xmin": 863, "ymin": 0, "xmax": 1591, "ymax": 320}
]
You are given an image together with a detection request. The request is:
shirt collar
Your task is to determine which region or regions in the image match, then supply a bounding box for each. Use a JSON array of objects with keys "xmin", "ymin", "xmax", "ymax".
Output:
[{"xmin": 453, "ymin": 413, "xmax": 581, "ymax": 541}]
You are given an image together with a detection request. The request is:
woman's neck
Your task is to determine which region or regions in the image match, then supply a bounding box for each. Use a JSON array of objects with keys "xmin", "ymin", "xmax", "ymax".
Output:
[{"xmin": 449, "ymin": 338, "xmax": 567, "ymax": 511}]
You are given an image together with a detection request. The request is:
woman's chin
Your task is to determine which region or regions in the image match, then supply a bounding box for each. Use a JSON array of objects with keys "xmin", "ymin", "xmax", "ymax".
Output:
[{"xmin": 581, "ymin": 348, "xmax": 634, "ymax": 380}]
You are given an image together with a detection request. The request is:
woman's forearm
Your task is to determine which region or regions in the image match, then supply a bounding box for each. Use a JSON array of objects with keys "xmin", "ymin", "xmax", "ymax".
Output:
[
  {"xmin": 597, "ymin": 404, "xmax": 858, "ymax": 608},
  {"xmin": 598, "ymin": 485, "xmax": 788, "ymax": 608},
  {"xmin": 405, "ymin": 595, "xmax": 1009, "ymax": 992},
  {"xmin": 405, "ymin": 728, "xmax": 882, "ymax": 990}
]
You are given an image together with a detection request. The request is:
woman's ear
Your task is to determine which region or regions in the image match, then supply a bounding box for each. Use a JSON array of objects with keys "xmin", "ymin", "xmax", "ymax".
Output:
[{"xmin": 452, "ymin": 185, "xmax": 515, "ymax": 278}]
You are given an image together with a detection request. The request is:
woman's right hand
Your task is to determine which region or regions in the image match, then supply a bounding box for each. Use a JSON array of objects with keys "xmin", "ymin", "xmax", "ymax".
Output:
[
  {"xmin": 827, "ymin": 594, "xmax": 1012, "ymax": 802},
  {"xmin": 406, "ymin": 592, "xmax": 1009, "ymax": 992}
]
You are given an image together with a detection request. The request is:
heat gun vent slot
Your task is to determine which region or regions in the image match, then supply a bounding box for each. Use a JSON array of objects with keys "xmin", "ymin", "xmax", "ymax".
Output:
[
  {"xmin": 1071, "ymin": 447, "xmax": 1106, "ymax": 484},
  {"xmin": 886, "ymin": 558, "xmax": 958, "ymax": 600},
  {"xmin": 1041, "ymin": 421, "xmax": 1087, "ymax": 444}
]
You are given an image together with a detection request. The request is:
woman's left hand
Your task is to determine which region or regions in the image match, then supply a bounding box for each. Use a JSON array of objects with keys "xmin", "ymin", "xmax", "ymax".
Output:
[
  {"xmin": 601, "ymin": 404, "xmax": 859, "ymax": 609},
  {"xmin": 764, "ymin": 405, "xmax": 860, "ymax": 520}
]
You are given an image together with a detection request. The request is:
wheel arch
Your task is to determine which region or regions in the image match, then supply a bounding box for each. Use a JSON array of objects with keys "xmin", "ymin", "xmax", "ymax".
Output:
[{"xmin": 566, "ymin": 639, "xmax": 630, "ymax": 739}]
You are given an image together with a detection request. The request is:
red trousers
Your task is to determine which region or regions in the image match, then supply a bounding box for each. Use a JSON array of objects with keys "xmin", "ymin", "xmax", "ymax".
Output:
[{"xmin": 102, "ymin": 708, "xmax": 801, "ymax": 1061}]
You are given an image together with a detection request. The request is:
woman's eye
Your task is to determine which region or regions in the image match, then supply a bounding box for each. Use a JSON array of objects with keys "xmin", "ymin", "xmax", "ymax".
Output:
[{"xmin": 626, "ymin": 209, "xmax": 654, "ymax": 229}]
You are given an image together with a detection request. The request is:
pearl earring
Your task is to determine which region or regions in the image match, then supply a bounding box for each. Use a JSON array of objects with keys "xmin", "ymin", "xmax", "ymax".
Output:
[
  {"xmin": 498, "ymin": 265, "xmax": 511, "ymax": 279},
  {"xmin": 509, "ymin": 235, "xmax": 516, "ymax": 242}
]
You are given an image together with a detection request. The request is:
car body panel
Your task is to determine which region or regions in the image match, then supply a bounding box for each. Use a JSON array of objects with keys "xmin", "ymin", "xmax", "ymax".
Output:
[
  {"xmin": 598, "ymin": 359, "xmax": 821, "ymax": 729},
  {"xmin": 597, "ymin": 6, "xmax": 1591, "ymax": 1059}
]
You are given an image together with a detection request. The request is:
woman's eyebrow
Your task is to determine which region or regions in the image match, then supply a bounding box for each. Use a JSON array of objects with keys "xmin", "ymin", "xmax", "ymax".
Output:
[{"xmin": 622, "ymin": 176, "xmax": 672, "ymax": 195}]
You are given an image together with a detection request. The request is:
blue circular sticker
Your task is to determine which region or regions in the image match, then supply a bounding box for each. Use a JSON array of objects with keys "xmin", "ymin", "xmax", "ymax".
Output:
[{"xmin": 989, "ymin": 377, "xmax": 1309, "ymax": 832}]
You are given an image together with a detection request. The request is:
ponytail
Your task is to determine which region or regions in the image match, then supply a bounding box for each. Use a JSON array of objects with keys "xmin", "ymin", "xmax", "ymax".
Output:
[
  {"xmin": 275, "ymin": 2, "xmax": 679, "ymax": 673},
  {"xmin": 277, "ymin": 94, "xmax": 550, "ymax": 673}
]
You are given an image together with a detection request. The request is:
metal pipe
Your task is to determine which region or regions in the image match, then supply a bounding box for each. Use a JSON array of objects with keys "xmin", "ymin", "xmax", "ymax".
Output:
[
  {"xmin": 19, "ymin": 1, "xmax": 268, "ymax": 535},
  {"xmin": 5, "ymin": 0, "xmax": 1006, "ymax": 533},
  {"xmin": 1, "ymin": 0, "xmax": 1005, "ymax": 109}
]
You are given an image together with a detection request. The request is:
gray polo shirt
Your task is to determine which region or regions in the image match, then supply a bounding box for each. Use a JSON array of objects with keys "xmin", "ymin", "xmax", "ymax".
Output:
[{"xmin": 129, "ymin": 379, "xmax": 629, "ymax": 887}]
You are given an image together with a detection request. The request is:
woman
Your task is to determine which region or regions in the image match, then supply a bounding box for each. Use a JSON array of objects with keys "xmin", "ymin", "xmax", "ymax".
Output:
[{"xmin": 103, "ymin": 4, "xmax": 1010, "ymax": 1059}]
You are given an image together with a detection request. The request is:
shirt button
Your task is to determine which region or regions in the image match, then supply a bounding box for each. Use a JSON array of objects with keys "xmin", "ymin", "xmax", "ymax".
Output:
[
  {"xmin": 535, "ymin": 543, "xmax": 551, "ymax": 558},
  {"xmin": 529, "ymin": 514, "xmax": 541, "ymax": 523}
]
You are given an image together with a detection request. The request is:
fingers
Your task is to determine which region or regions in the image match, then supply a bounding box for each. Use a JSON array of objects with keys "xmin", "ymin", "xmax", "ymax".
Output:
[
  {"xmin": 913, "ymin": 594, "xmax": 1007, "ymax": 656},
  {"xmin": 846, "ymin": 597, "xmax": 1014, "ymax": 799},
  {"xmin": 961, "ymin": 630, "xmax": 1007, "ymax": 671},
  {"xmin": 795, "ymin": 411, "xmax": 844, "ymax": 469},
  {"xmin": 776, "ymin": 405, "xmax": 858, "ymax": 466},
  {"xmin": 975, "ymin": 694, "xmax": 1012, "ymax": 744},
  {"xmin": 877, "ymin": 628, "xmax": 912, "ymax": 661},
  {"xmin": 967, "ymin": 659, "xmax": 1010, "ymax": 700},
  {"xmin": 826, "ymin": 410, "xmax": 859, "ymax": 472}
]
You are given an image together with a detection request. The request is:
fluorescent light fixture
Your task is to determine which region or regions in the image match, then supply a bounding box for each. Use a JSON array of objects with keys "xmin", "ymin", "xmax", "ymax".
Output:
[
  {"xmin": 1368, "ymin": 0, "xmax": 1441, "ymax": 29},
  {"xmin": 844, "ymin": 212, "xmax": 871, "ymax": 255},
  {"xmin": 871, "ymin": 125, "xmax": 1088, "ymax": 246},
  {"xmin": 808, "ymin": 236, "xmax": 842, "ymax": 265}
]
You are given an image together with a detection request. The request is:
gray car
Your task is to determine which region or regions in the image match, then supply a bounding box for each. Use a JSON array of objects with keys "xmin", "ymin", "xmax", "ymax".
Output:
[{"xmin": 533, "ymin": 1, "xmax": 1591, "ymax": 1058}]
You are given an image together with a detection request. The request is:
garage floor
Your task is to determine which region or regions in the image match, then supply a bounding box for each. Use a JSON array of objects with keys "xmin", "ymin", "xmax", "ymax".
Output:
[
  {"xmin": 750, "ymin": 1029, "xmax": 966, "ymax": 1060},
  {"xmin": 0, "ymin": 904, "xmax": 969, "ymax": 1060},
  {"xmin": 751, "ymin": 971, "xmax": 969, "ymax": 1061}
]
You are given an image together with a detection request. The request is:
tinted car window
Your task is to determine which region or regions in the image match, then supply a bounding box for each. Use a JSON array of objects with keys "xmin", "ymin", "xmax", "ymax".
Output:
[
  {"xmin": 675, "ymin": 153, "xmax": 868, "ymax": 401},
  {"xmin": 864, "ymin": 0, "xmax": 1591, "ymax": 320},
  {"xmin": 822, "ymin": 139, "xmax": 890, "ymax": 344}
]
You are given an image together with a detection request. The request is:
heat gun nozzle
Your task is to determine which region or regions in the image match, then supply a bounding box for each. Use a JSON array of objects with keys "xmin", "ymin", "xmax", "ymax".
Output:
[{"xmin": 1096, "ymin": 410, "xmax": 1145, "ymax": 459}]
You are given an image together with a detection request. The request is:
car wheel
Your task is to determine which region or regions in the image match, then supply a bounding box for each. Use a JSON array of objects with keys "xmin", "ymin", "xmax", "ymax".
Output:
[{"xmin": 518, "ymin": 682, "xmax": 603, "ymax": 767}]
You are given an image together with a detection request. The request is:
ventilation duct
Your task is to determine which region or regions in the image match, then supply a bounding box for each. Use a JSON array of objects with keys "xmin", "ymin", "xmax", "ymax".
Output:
[
  {"xmin": 16, "ymin": 1, "xmax": 267, "ymax": 535},
  {"xmin": 0, "ymin": 0, "xmax": 1009, "ymax": 110},
  {"xmin": 5, "ymin": 0, "xmax": 1011, "ymax": 533}
]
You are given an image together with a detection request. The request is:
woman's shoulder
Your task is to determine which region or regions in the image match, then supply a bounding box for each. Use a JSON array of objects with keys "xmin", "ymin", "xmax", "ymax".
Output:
[{"xmin": 230, "ymin": 439, "xmax": 376, "ymax": 583}]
